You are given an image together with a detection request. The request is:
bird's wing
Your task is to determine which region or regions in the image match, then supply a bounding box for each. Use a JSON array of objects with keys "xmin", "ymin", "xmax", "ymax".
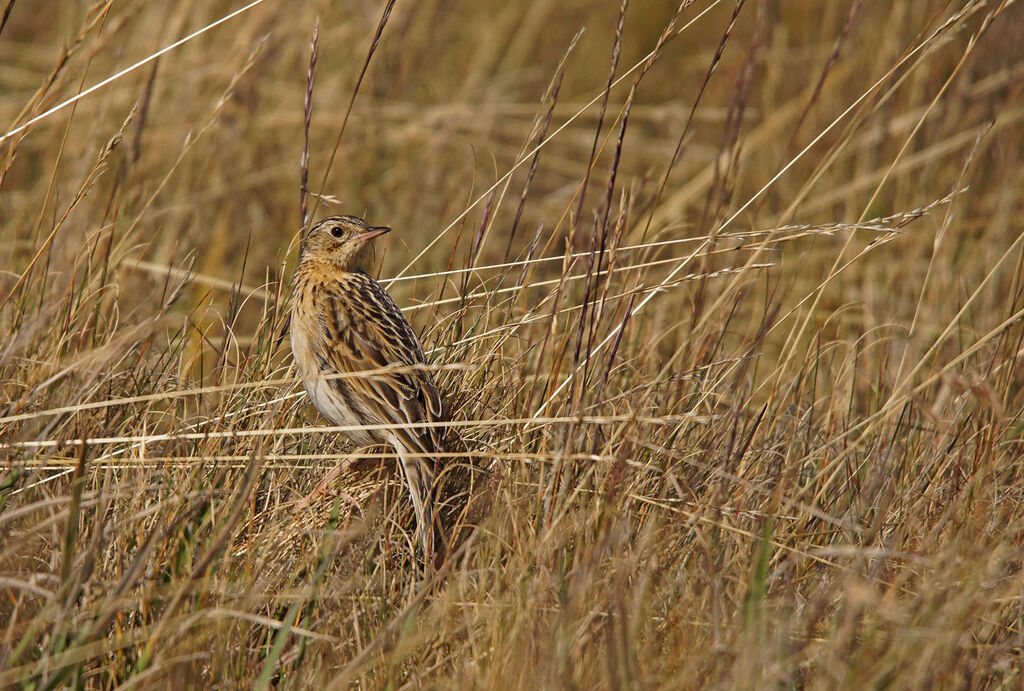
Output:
[{"xmin": 312, "ymin": 272, "xmax": 446, "ymax": 454}]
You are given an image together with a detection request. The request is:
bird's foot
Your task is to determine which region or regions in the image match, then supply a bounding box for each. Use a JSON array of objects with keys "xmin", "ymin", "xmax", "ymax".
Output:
[{"xmin": 290, "ymin": 447, "xmax": 380, "ymax": 512}]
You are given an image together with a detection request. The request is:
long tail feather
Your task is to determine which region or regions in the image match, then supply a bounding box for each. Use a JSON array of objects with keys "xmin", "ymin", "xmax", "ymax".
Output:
[{"xmin": 391, "ymin": 437, "xmax": 437, "ymax": 562}]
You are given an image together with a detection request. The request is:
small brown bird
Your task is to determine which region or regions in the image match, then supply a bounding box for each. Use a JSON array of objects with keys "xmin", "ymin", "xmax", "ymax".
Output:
[{"xmin": 290, "ymin": 215, "xmax": 448, "ymax": 560}]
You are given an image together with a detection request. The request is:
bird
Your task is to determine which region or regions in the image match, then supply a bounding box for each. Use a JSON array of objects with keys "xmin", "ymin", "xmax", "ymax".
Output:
[{"xmin": 289, "ymin": 214, "xmax": 449, "ymax": 562}]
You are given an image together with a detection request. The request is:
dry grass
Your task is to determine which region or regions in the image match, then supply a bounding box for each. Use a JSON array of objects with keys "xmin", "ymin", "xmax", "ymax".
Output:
[{"xmin": 1, "ymin": 0, "xmax": 1023, "ymax": 687}]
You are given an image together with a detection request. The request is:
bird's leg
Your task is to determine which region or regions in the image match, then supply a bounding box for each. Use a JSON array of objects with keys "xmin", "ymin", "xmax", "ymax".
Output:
[{"xmin": 298, "ymin": 446, "xmax": 378, "ymax": 506}]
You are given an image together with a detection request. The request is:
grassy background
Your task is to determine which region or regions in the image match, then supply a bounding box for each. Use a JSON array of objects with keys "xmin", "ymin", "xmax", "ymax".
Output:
[{"xmin": 2, "ymin": 0, "xmax": 1023, "ymax": 687}]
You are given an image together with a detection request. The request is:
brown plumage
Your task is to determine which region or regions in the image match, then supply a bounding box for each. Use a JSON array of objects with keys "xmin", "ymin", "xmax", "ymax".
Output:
[{"xmin": 290, "ymin": 214, "xmax": 447, "ymax": 560}]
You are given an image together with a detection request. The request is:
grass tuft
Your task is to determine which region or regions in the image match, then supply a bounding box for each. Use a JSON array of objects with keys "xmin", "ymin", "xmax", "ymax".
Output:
[{"xmin": 1, "ymin": 0, "xmax": 1023, "ymax": 686}]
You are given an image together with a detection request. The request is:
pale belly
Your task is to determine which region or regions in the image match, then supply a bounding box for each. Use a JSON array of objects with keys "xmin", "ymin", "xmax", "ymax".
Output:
[
  {"xmin": 290, "ymin": 309, "xmax": 379, "ymax": 447},
  {"xmin": 301, "ymin": 377, "xmax": 378, "ymax": 446}
]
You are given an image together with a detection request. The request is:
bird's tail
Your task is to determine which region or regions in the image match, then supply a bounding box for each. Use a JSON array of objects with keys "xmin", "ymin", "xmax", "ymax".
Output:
[
  {"xmin": 392, "ymin": 426, "xmax": 488, "ymax": 568},
  {"xmin": 393, "ymin": 443, "xmax": 437, "ymax": 563}
]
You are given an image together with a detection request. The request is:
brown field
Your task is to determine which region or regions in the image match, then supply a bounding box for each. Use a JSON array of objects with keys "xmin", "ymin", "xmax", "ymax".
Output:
[{"xmin": 2, "ymin": 0, "xmax": 1023, "ymax": 687}]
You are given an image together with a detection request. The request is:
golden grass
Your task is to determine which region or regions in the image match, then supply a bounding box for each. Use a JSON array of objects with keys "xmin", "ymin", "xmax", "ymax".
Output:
[{"xmin": 2, "ymin": 0, "xmax": 1023, "ymax": 687}]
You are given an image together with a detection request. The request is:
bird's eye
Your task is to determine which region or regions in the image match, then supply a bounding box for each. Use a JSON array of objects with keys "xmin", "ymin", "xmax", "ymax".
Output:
[{"xmin": 330, "ymin": 226, "xmax": 343, "ymax": 238}]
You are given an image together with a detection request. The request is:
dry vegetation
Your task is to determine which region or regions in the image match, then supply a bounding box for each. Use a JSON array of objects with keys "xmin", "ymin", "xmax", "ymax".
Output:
[{"xmin": 2, "ymin": 0, "xmax": 1024, "ymax": 687}]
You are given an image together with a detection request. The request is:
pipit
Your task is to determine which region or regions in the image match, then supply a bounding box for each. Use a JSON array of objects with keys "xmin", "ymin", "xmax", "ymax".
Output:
[{"xmin": 290, "ymin": 214, "xmax": 449, "ymax": 560}]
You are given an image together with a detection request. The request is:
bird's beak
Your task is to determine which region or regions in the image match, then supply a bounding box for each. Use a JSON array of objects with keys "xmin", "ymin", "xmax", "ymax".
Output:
[{"xmin": 359, "ymin": 226, "xmax": 391, "ymax": 241}]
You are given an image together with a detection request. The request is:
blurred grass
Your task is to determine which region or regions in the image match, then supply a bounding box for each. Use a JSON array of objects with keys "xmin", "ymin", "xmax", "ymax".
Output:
[{"xmin": 1, "ymin": 0, "xmax": 1023, "ymax": 687}]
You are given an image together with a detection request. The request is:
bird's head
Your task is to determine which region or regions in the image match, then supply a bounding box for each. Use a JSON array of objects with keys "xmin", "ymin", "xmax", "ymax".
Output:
[{"xmin": 301, "ymin": 215, "xmax": 391, "ymax": 272}]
